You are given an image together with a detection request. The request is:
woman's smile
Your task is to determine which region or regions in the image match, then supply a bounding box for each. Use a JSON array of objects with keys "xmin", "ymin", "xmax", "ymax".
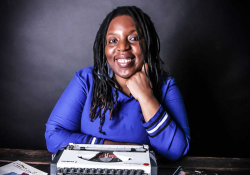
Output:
[
  {"xmin": 117, "ymin": 58, "xmax": 133, "ymax": 67},
  {"xmin": 105, "ymin": 15, "xmax": 144, "ymax": 80},
  {"xmin": 115, "ymin": 54, "xmax": 135, "ymax": 68}
]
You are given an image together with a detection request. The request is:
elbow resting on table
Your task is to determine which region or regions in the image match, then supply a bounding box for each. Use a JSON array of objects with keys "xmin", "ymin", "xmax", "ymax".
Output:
[
  {"xmin": 45, "ymin": 131, "xmax": 58, "ymax": 154},
  {"xmin": 153, "ymin": 133, "xmax": 190, "ymax": 161},
  {"xmin": 45, "ymin": 128, "xmax": 69, "ymax": 154},
  {"xmin": 168, "ymin": 135, "xmax": 190, "ymax": 161}
]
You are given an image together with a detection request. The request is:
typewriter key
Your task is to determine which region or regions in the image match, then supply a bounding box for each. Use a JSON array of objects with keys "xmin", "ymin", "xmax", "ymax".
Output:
[
  {"xmin": 123, "ymin": 169, "xmax": 128, "ymax": 175},
  {"xmin": 57, "ymin": 168, "xmax": 62, "ymax": 174},
  {"xmin": 83, "ymin": 168, "xmax": 88, "ymax": 174},
  {"xmin": 89, "ymin": 168, "xmax": 94, "ymax": 174},
  {"xmin": 63, "ymin": 168, "xmax": 68, "ymax": 174},
  {"xmin": 76, "ymin": 168, "xmax": 81, "ymax": 174},
  {"xmin": 96, "ymin": 169, "xmax": 101, "ymax": 175},
  {"xmin": 116, "ymin": 169, "xmax": 121, "ymax": 175},
  {"xmin": 70, "ymin": 168, "xmax": 75, "ymax": 174},
  {"xmin": 103, "ymin": 169, "xmax": 108, "ymax": 175},
  {"xmin": 110, "ymin": 169, "xmax": 115, "ymax": 175},
  {"xmin": 129, "ymin": 170, "xmax": 134, "ymax": 175},
  {"xmin": 136, "ymin": 170, "xmax": 142, "ymax": 175}
]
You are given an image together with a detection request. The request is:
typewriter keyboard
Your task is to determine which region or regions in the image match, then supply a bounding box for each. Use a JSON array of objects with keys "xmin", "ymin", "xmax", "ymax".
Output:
[{"xmin": 56, "ymin": 168, "xmax": 146, "ymax": 175}]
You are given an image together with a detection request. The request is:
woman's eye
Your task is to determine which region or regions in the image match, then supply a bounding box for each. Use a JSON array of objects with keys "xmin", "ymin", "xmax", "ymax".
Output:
[
  {"xmin": 129, "ymin": 36, "xmax": 138, "ymax": 41},
  {"xmin": 108, "ymin": 38, "xmax": 118, "ymax": 44}
]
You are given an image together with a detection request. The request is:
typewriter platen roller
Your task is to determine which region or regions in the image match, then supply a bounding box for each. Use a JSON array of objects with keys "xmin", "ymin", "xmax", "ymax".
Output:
[{"xmin": 51, "ymin": 143, "xmax": 157, "ymax": 175}]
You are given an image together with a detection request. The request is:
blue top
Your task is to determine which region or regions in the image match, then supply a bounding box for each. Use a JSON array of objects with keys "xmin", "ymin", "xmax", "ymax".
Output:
[{"xmin": 45, "ymin": 67, "xmax": 190, "ymax": 161}]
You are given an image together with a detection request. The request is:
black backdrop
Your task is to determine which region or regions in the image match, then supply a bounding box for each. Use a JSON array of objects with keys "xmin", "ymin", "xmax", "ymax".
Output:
[{"xmin": 0, "ymin": 0, "xmax": 249, "ymax": 158}]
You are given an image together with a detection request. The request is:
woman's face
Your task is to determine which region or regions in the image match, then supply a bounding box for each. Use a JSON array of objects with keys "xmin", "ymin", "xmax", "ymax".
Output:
[{"xmin": 105, "ymin": 15, "xmax": 144, "ymax": 80}]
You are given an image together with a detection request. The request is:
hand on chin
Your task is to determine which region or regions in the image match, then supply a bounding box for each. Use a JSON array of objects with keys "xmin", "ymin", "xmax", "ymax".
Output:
[{"xmin": 125, "ymin": 63, "xmax": 153, "ymax": 101}]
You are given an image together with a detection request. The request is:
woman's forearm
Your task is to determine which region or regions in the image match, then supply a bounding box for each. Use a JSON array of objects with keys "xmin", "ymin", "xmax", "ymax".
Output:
[
  {"xmin": 138, "ymin": 94, "xmax": 160, "ymax": 122},
  {"xmin": 104, "ymin": 139, "xmax": 140, "ymax": 145}
]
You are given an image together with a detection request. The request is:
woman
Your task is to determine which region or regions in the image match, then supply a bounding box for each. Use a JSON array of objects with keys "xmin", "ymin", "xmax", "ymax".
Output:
[{"xmin": 45, "ymin": 6, "xmax": 190, "ymax": 161}]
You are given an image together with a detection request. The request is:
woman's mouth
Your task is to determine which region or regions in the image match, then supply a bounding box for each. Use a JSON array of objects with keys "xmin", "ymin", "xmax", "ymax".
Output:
[
  {"xmin": 117, "ymin": 59, "xmax": 132, "ymax": 63},
  {"xmin": 116, "ymin": 58, "xmax": 134, "ymax": 68}
]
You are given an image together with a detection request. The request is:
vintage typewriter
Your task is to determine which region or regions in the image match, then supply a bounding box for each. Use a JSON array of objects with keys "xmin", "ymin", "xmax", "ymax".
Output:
[{"xmin": 51, "ymin": 143, "xmax": 157, "ymax": 175}]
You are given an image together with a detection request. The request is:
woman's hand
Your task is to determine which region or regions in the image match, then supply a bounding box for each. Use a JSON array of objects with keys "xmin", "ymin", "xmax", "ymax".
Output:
[
  {"xmin": 125, "ymin": 63, "xmax": 153, "ymax": 101},
  {"xmin": 126, "ymin": 63, "xmax": 160, "ymax": 122}
]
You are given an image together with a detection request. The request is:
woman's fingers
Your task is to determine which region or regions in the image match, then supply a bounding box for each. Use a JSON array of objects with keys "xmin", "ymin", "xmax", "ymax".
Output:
[
  {"xmin": 141, "ymin": 63, "xmax": 153, "ymax": 88},
  {"xmin": 141, "ymin": 62, "xmax": 149, "ymax": 75},
  {"xmin": 125, "ymin": 63, "xmax": 154, "ymax": 100}
]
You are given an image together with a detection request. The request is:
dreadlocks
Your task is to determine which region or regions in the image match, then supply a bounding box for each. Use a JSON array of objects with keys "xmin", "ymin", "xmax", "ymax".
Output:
[{"xmin": 90, "ymin": 6, "xmax": 166, "ymax": 134}]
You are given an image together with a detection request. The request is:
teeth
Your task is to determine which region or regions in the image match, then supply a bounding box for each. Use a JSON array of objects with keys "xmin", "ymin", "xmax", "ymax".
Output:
[{"xmin": 117, "ymin": 59, "xmax": 131, "ymax": 63}]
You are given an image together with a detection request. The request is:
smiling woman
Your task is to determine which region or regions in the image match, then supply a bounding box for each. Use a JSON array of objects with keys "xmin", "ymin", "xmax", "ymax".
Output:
[
  {"xmin": 105, "ymin": 15, "xmax": 143, "ymax": 80},
  {"xmin": 105, "ymin": 15, "xmax": 144, "ymax": 96},
  {"xmin": 45, "ymin": 6, "xmax": 190, "ymax": 161}
]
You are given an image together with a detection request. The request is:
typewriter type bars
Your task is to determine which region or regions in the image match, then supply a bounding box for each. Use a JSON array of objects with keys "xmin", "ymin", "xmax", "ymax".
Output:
[{"xmin": 51, "ymin": 143, "xmax": 157, "ymax": 175}]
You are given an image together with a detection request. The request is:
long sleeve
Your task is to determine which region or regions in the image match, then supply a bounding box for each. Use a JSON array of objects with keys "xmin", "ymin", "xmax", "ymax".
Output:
[
  {"xmin": 141, "ymin": 78, "xmax": 190, "ymax": 161},
  {"xmin": 45, "ymin": 69, "xmax": 105, "ymax": 153},
  {"xmin": 45, "ymin": 68, "xmax": 190, "ymax": 159}
]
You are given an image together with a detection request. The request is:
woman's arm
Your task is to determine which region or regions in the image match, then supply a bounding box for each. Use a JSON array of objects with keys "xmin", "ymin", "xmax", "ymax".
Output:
[
  {"xmin": 104, "ymin": 140, "xmax": 140, "ymax": 145},
  {"xmin": 126, "ymin": 64, "xmax": 160, "ymax": 122},
  {"xmin": 45, "ymin": 69, "xmax": 105, "ymax": 153},
  {"xmin": 142, "ymin": 78, "xmax": 190, "ymax": 161},
  {"xmin": 126, "ymin": 65, "xmax": 190, "ymax": 161}
]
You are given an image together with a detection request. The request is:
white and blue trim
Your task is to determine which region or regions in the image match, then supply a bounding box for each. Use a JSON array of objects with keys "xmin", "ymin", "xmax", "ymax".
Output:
[
  {"xmin": 142, "ymin": 105, "xmax": 172, "ymax": 137},
  {"xmin": 147, "ymin": 113, "xmax": 169, "ymax": 134},
  {"xmin": 91, "ymin": 137, "xmax": 96, "ymax": 144}
]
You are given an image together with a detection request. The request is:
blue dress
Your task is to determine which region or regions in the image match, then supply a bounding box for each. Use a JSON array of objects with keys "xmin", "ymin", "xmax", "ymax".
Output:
[{"xmin": 45, "ymin": 67, "xmax": 190, "ymax": 161}]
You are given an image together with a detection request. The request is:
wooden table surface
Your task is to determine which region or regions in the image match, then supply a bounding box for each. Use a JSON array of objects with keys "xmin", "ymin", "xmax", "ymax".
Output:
[{"xmin": 0, "ymin": 148, "xmax": 250, "ymax": 175}]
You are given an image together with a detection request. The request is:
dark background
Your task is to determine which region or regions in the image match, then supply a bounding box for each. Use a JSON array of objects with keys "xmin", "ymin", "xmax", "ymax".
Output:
[{"xmin": 0, "ymin": 0, "xmax": 249, "ymax": 158}]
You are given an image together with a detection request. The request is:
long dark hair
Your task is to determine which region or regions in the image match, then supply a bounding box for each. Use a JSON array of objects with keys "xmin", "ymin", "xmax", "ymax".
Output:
[{"xmin": 90, "ymin": 6, "xmax": 166, "ymax": 134}]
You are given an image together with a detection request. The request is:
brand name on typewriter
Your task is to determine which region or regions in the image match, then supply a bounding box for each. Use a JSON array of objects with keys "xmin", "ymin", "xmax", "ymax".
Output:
[{"xmin": 61, "ymin": 161, "xmax": 77, "ymax": 163}]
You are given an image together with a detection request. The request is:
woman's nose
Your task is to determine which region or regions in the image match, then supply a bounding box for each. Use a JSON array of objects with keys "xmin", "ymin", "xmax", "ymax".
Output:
[{"xmin": 117, "ymin": 39, "xmax": 131, "ymax": 52}]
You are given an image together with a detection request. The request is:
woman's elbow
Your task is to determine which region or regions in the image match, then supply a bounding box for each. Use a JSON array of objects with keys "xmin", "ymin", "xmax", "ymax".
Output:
[
  {"xmin": 169, "ymin": 138, "xmax": 190, "ymax": 161},
  {"xmin": 45, "ymin": 131, "xmax": 59, "ymax": 153},
  {"xmin": 158, "ymin": 138, "xmax": 189, "ymax": 161},
  {"xmin": 46, "ymin": 144, "xmax": 58, "ymax": 154}
]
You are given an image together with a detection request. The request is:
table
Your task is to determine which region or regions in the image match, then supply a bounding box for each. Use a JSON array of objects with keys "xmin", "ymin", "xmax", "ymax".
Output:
[{"xmin": 0, "ymin": 148, "xmax": 250, "ymax": 175}]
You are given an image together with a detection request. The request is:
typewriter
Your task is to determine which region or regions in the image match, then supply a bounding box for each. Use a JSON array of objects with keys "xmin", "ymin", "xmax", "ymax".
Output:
[{"xmin": 51, "ymin": 143, "xmax": 157, "ymax": 175}]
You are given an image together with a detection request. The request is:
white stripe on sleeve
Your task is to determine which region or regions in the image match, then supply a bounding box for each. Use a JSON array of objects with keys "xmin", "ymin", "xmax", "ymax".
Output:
[
  {"xmin": 91, "ymin": 137, "xmax": 96, "ymax": 144},
  {"xmin": 147, "ymin": 113, "xmax": 169, "ymax": 134}
]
